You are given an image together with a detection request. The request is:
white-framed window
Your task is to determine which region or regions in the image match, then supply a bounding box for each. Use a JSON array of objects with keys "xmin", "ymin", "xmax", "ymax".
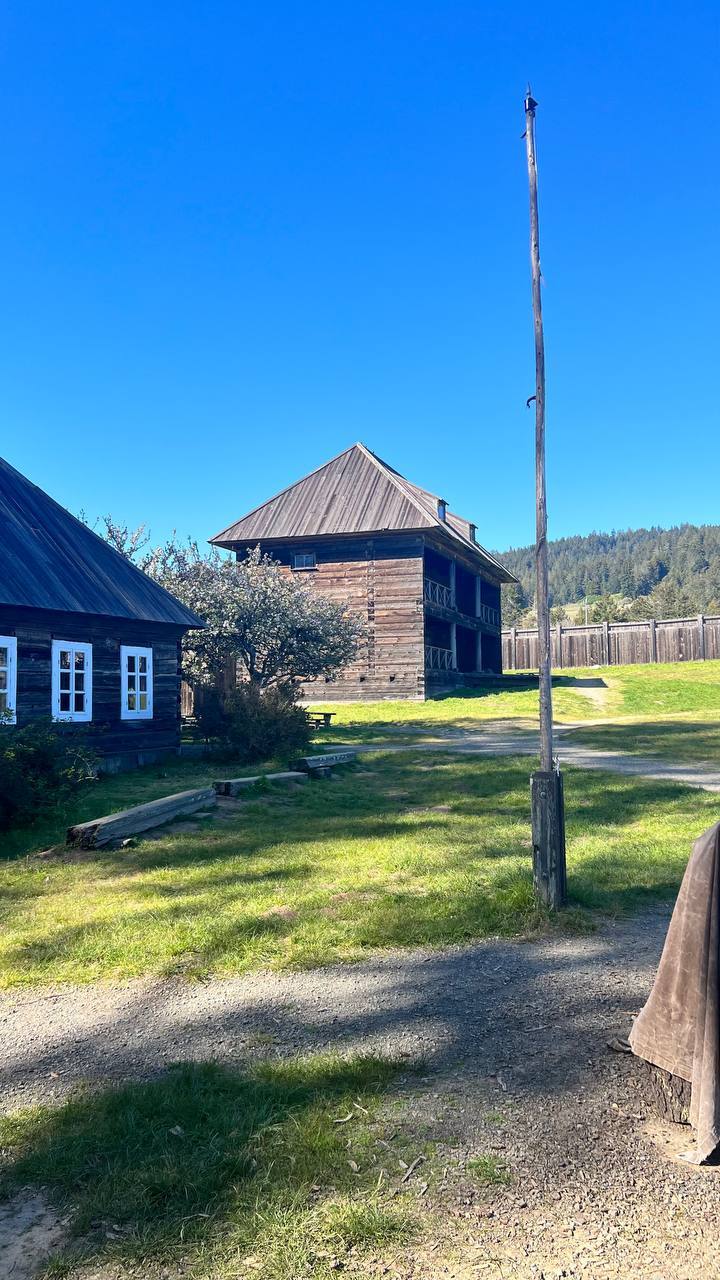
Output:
[
  {"xmin": 121, "ymin": 645, "xmax": 153, "ymax": 719},
  {"xmin": 52, "ymin": 640, "xmax": 92, "ymax": 722},
  {"xmin": 292, "ymin": 552, "xmax": 316, "ymax": 570},
  {"xmin": 0, "ymin": 636, "xmax": 17, "ymax": 724}
]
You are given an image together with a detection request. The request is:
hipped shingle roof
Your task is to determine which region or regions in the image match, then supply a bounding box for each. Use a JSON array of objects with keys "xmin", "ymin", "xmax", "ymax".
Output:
[{"xmin": 211, "ymin": 443, "xmax": 516, "ymax": 582}]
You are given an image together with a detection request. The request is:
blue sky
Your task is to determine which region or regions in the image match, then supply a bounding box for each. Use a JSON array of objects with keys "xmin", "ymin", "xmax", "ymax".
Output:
[{"xmin": 1, "ymin": 2, "xmax": 717, "ymax": 553}]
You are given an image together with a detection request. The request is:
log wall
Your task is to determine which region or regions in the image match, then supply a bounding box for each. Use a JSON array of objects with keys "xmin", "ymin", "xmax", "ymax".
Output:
[
  {"xmin": 502, "ymin": 614, "xmax": 720, "ymax": 671},
  {"xmin": 0, "ymin": 606, "xmax": 184, "ymax": 761},
  {"xmin": 275, "ymin": 536, "xmax": 427, "ymax": 701}
]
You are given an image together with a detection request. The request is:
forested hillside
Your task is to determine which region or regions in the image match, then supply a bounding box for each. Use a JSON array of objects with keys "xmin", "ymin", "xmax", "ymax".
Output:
[{"xmin": 496, "ymin": 524, "xmax": 720, "ymax": 625}]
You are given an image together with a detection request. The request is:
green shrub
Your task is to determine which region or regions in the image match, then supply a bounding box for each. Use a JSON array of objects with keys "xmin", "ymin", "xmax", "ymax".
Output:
[
  {"xmin": 0, "ymin": 722, "xmax": 96, "ymax": 831},
  {"xmin": 198, "ymin": 684, "xmax": 311, "ymax": 765}
]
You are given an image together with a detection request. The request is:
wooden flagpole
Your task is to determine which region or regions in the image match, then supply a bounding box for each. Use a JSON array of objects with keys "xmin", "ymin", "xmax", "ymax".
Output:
[{"xmin": 524, "ymin": 87, "xmax": 567, "ymax": 909}]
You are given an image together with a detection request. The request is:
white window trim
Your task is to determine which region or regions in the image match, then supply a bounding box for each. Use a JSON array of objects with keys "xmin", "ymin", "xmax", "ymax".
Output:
[
  {"xmin": 51, "ymin": 640, "xmax": 93, "ymax": 723},
  {"xmin": 0, "ymin": 636, "xmax": 17, "ymax": 725},
  {"xmin": 292, "ymin": 551, "xmax": 316, "ymax": 570},
  {"xmin": 121, "ymin": 645, "xmax": 154, "ymax": 720}
]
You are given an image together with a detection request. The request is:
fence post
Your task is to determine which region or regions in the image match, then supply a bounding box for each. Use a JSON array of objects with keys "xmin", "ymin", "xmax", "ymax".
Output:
[
  {"xmin": 510, "ymin": 626, "xmax": 517, "ymax": 670},
  {"xmin": 602, "ymin": 621, "xmax": 610, "ymax": 667},
  {"xmin": 699, "ymin": 615, "xmax": 706, "ymax": 661},
  {"xmin": 649, "ymin": 618, "xmax": 657, "ymax": 662},
  {"xmin": 556, "ymin": 623, "xmax": 563, "ymax": 669}
]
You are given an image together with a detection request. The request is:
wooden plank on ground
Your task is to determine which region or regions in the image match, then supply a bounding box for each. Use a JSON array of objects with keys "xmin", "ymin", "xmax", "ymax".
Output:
[
  {"xmin": 214, "ymin": 772, "xmax": 307, "ymax": 796},
  {"xmin": 67, "ymin": 787, "xmax": 217, "ymax": 849},
  {"xmin": 294, "ymin": 751, "xmax": 356, "ymax": 773}
]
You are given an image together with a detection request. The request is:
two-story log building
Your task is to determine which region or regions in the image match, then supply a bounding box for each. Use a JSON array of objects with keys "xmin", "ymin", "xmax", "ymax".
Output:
[{"xmin": 211, "ymin": 443, "xmax": 517, "ymax": 701}]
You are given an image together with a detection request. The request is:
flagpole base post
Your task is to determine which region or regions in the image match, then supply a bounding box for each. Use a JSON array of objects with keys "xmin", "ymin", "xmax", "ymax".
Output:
[{"xmin": 530, "ymin": 765, "xmax": 567, "ymax": 909}]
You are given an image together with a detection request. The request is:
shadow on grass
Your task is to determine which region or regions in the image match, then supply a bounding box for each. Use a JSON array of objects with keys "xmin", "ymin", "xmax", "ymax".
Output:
[
  {"xmin": 0, "ymin": 1054, "xmax": 414, "ymax": 1279},
  {"xmin": 554, "ymin": 676, "xmax": 608, "ymax": 689},
  {"xmin": 3, "ymin": 751, "xmax": 714, "ymax": 987}
]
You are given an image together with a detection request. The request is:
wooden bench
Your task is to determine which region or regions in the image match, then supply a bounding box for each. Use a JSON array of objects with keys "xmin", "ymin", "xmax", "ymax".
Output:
[
  {"xmin": 214, "ymin": 771, "xmax": 308, "ymax": 797},
  {"xmin": 67, "ymin": 787, "xmax": 217, "ymax": 849},
  {"xmin": 306, "ymin": 711, "xmax": 336, "ymax": 729},
  {"xmin": 293, "ymin": 750, "xmax": 355, "ymax": 778}
]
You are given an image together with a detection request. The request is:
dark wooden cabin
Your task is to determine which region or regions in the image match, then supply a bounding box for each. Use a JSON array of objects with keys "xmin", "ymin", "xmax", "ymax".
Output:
[
  {"xmin": 211, "ymin": 443, "xmax": 517, "ymax": 701},
  {"xmin": 0, "ymin": 456, "xmax": 204, "ymax": 768}
]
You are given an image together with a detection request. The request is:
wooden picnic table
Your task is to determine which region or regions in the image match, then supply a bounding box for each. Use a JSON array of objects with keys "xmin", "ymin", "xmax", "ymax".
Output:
[{"xmin": 306, "ymin": 710, "xmax": 336, "ymax": 729}]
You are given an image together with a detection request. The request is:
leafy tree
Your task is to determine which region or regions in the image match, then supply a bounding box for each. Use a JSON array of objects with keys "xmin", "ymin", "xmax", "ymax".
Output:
[
  {"xmin": 93, "ymin": 520, "xmax": 362, "ymax": 690},
  {"xmin": 161, "ymin": 544, "xmax": 362, "ymax": 688}
]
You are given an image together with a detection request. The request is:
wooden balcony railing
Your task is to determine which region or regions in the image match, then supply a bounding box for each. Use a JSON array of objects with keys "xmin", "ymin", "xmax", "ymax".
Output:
[
  {"xmin": 424, "ymin": 578, "xmax": 500, "ymax": 629},
  {"xmin": 424, "ymin": 578, "xmax": 454, "ymax": 610},
  {"xmin": 425, "ymin": 644, "xmax": 454, "ymax": 671},
  {"xmin": 477, "ymin": 602, "xmax": 501, "ymax": 629}
]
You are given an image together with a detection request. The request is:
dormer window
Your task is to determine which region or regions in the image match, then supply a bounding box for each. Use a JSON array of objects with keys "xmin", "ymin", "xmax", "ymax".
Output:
[
  {"xmin": 437, "ymin": 500, "xmax": 447, "ymax": 522},
  {"xmin": 292, "ymin": 552, "xmax": 316, "ymax": 570},
  {"xmin": 469, "ymin": 524, "xmax": 477, "ymax": 543}
]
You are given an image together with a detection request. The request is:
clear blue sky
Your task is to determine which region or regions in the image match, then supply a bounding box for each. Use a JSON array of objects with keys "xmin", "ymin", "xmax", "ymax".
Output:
[{"xmin": 1, "ymin": 2, "xmax": 718, "ymax": 553}]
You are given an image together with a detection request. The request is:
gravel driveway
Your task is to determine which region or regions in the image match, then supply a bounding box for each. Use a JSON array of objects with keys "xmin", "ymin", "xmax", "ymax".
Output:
[
  {"xmin": 3, "ymin": 908, "xmax": 720, "ymax": 1279},
  {"xmin": 352, "ymin": 725, "xmax": 720, "ymax": 792}
]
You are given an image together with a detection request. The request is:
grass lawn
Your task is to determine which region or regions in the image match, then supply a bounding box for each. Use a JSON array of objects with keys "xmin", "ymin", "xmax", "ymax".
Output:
[
  {"xmin": 1, "ymin": 749, "xmax": 715, "ymax": 989},
  {"xmin": 0, "ymin": 1052, "xmax": 425, "ymax": 1279},
  {"xmin": 310, "ymin": 659, "xmax": 720, "ymax": 742}
]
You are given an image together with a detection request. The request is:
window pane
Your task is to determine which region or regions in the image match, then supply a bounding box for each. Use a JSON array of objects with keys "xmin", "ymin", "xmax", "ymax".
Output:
[
  {"xmin": 127, "ymin": 655, "xmax": 136, "ymax": 672},
  {"xmin": 75, "ymin": 673, "xmax": 84, "ymax": 692},
  {"xmin": 127, "ymin": 691, "xmax": 136, "ymax": 710},
  {"xmin": 60, "ymin": 651, "xmax": 71, "ymax": 669},
  {"xmin": 127, "ymin": 674, "xmax": 136, "ymax": 691},
  {"xmin": 139, "ymin": 693, "xmax": 148, "ymax": 710},
  {"xmin": 60, "ymin": 671, "xmax": 71, "ymax": 691},
  {"xmin": 74, "ymin": 692, "xmax": 85, "ymax": 712},
  {"xmin": 60, "ymin": 692, "xmax": 70, "ymax": 711},
  {"xmin": 75, "ymin": 651, "xmax": 85, "ymax": 671},
  {"xmin": 138, "ymin": 656, "xmax": 147, "ymax": 673},
  {"xmin": 0, "ymin": 673, "xmax": 6, "ymax": 692},
  {"xmin": 0, "ymin": 692, "xmax": 6, "ymax": 712},
  {"xmin": 139, "ymin": 675, "xmax": 147, "ymax": 692},
  {"xmin": 0, "ymin": 647, "xmax": 7, "ymax": 667}
]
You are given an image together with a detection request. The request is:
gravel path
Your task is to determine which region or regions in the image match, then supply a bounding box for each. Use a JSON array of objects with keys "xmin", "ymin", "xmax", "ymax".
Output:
[
  {"xmin": 3, "ymin": 909, "xmax": 720, "ymax": 1278},
  {"xmin": 351, "ymin": 726, "xmax": 720, "ymax": 791}
]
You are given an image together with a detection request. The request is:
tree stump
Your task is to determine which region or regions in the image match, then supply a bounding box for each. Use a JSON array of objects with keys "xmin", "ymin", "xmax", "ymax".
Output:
[{"xmin": 638, "ymin": 1060, "xmax": 692, "ymax": 1125}]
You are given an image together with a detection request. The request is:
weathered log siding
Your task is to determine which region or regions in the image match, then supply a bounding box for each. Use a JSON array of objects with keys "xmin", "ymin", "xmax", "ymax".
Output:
[
  {"xmin": 0, "ymin": 606, "xmax": 184, "ymax": 759},
  {"xmin": 255, "ymin": 537, "xmax": 426, "ymax": 701},
  {"xmin": 502, "ymin": 615, "xmax": 720, "ymax": 670}
]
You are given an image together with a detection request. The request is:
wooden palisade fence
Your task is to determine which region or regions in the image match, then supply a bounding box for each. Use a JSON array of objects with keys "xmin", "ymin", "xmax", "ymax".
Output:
[{"xmin": 502, "ymin": 614, "xmax": 720, "ymax": 671}]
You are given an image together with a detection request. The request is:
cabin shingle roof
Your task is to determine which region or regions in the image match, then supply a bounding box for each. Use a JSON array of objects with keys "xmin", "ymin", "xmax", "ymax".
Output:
[
  {"xmin": 210, "ymin": 443, "xmax": 516, "ymax": 582},
  {"xmin": 0, "ymin": 456, "xmax": 204, "ymax": 628}
]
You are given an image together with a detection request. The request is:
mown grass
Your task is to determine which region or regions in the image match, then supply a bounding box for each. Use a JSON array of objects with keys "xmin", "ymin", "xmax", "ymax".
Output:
[
  {"xmin": 311, "ymin": 660, "xmax": 720, "ymax": 742},
  {"xmin": 0, "ymin": 1053, "xmax": 420, "ymax": 1280},
  {"xmin": 1, "ymin": 750, "xmax": 715, "ymax": 989}
]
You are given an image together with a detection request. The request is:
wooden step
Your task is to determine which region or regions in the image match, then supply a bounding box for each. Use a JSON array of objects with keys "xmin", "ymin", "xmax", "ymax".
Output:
[
  {"xmin": 294, "ymin": 751, "xmax": 356, "ymax": 775},
  {"xmin": 214, "ymin": 771, "xmax": 308, "ymax": 797},
  {"xmin": 67, "ymin": 787, "xmax": 217, "ymax": 849}
]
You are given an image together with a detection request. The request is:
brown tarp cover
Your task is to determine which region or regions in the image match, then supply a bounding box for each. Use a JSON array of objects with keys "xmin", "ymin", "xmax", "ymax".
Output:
[{"xmin": 630, "ymin": 820, "xmax": 720, "ymax": 1162}]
